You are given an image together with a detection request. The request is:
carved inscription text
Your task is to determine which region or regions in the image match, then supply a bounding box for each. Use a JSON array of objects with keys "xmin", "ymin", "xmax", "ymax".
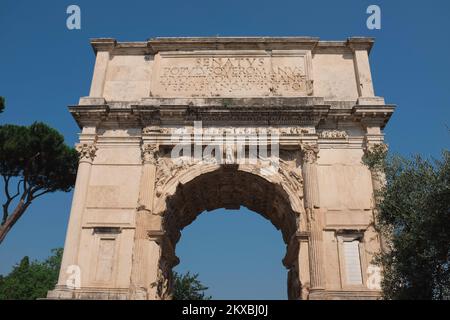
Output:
[{"xmin": 157, "ymin": 52, "xmax": 313, "ymax": 97}]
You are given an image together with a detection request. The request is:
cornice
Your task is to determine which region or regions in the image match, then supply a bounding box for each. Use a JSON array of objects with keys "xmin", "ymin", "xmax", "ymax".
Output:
[
  {"xmin": 89, "ymin": 36, "xmax": 375, "ymax": 55},
  {"xmin": 347, "ymin": 37, "xmax": 375, "ymax": 53},
  {"xmin": 69, "ymin": 97, "xmax": 395, "ymax": 129},
  {"xmin": 352, "ymin": 105, "xmax": 395, "ymax": 128}
]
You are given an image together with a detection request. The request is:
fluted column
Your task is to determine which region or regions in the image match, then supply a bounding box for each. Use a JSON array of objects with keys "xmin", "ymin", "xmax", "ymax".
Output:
[
  {"xmin": 56, "ymin": 137, "xmax": 97, "ymax": 288},
  {"xmin": 130, "ymin": 143, "xmax": 159, "ymax": 299},
  {"xmin": 301, "ymin": 143, "xmax": 325, "ymax": 292}
]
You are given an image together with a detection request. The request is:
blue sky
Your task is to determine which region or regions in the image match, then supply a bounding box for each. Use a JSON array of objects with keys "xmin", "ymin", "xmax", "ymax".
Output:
[{"xmin": 0, "ymin": 0, "xmax": 449, "ymax": 299}]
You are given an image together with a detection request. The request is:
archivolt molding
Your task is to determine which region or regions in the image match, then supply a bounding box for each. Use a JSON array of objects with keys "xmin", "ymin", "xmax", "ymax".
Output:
[
  {"xmin": 152, "ymin": 155, "xmax": 305, "ymax": 221},
  {"xmin": 148, "ymin": 149, "xmax": 307, "ymax": 260}
]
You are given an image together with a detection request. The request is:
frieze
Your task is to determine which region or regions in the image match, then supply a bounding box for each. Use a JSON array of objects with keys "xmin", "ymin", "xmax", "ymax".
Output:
[
  {"xmin": 142, "ymin": 126, "xmax": 314, "ymax": 136},
  {"xmin": 317, "ymin": 130, "xmax": 348, "ymax": 139}
]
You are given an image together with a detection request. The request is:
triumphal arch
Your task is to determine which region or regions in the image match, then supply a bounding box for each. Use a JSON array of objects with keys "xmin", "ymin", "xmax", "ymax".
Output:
[{"xmin": 48, "ymin": 37, "xmax": 394, "ymax": 300}]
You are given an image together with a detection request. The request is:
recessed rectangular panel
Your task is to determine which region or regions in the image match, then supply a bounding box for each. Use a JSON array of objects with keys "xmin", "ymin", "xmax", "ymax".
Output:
[
  {"xmin": 95, "ymin": 238, "xmax": 116, "ymax": 282},
  {"xmin": 152, "ymin": 50, "xmax": 312, "ymax": 97},
  {"xmin": 343, "ymin": 240, "xmax": 363, "ymax": 285}
]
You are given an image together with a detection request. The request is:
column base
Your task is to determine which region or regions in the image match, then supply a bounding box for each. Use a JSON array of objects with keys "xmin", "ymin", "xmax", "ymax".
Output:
[
  {"xmin": 46, "ymin": 285, "xmax": 129, "ymax": 300},
  {"xmin": 47, "ymin": 286, "xmax": 381, "ymax": 300},
  {"xmin": 308, "ymin": 289, "xmax": 382, "ymax": 300}
]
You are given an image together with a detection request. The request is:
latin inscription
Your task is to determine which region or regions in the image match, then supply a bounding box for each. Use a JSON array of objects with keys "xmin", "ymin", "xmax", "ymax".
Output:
[{"xmin": 157, "ymin": 53, "xmax": 313, "ymax": 97}]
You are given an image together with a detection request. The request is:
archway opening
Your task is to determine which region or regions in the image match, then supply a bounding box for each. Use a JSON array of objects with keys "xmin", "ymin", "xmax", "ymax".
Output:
[
  {"xmin": 158, "ymin": 166, "xmax": 304, "ymax": 299},
  {"xmin": 174, "ymin": 207, "xmax": 287, "ymax": 299}
]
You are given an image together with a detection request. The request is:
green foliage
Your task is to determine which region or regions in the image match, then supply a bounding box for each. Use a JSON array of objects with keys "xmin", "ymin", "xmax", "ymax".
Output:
[
  {"xmin": 0, "ymin": 248, "xmax": 62, "ymax": 300},
  {"xmin": 364, "ymin": 147, "xmax": 450, "ymax": 300},
  {"xmin": 0, "ymin": 250, "xmax": 211, "ymax": 300},
  {"xmin": 0, "ymin": 96, "xmax": 4, "ymax": 114},
  {"xmin": 0, "ymin": 122, "xmax": 78, "ymax": 243},
  {"xmin": 172, "ymin": 271, "xmax": 211, "ymax": 300},
  {"xmin": 362, "ymin": 143, "xmax": 388, "ymax": 172},
  {"xmin": 0, "ymin": 122, "xmax": 78, "ymax": 193}
]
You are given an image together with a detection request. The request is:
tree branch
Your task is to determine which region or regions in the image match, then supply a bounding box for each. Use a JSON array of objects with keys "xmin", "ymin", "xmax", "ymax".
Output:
[
  {"xmin": 0, "ymin": 199, "xmax": 32, "ymax": 244},
  {"xmin": 2, "ymin": 175, "xmax": 11, "ymax": 201},
  {"xmin": 2, "ymin": 175, "xmax": 12, "ymax": 225},
  {"xmin": 2, "ymin": 177, "xmax": 25, "ymax": 225},
  {"xmin": 32, "ymin": 189, "xmax": 51, "ymax": 199},
  {"xmin": 15, "ymin": 179, "xmax": 23, "ymax": 199},
  {"xmin": 7, "ymin": 179, "xmax": 22, "ymax": 203},
  {"xmin": 22, "ymin": 174, "xmax": 29, "ymax": 195},
  {"xmin": 2, "ymin": 203, "xmax": 8, "ymax": 225}
]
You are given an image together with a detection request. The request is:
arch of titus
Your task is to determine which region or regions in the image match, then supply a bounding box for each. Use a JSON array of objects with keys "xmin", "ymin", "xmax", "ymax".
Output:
[{"xmin": 47, "ymin": 37, "xmax": 394, "ymax": 300}]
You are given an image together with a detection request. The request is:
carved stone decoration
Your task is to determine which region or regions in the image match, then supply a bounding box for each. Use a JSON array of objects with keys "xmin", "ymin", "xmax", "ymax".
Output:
[
  {"xmin": 318, "ymin": 129, "xmax": 348, "ymax": 139},
  {"xmin": 75, "ymin": 142, "xmax": 97, "ymax": 161},
  {"xmin": 217, "ymin": 126, "xmax": 312, "ymax": 136},
  {"xmin": 50, "ymin": 36, "xmax": 393, "ymax": 301},
  {"xmin": 160, "ymin": 128, "xmax": 172, "ymax": 134},
  {"xmin": 288, "ymin": 168, "xmax": 304, "ymax": 189},
  {"xmin": 154, "ymin": 155, "xmax": 196, "ymax": 198},
  {"xmin": 155, "ymin": 158, "xmax": 176, "ymax": 198},
  {"xmin": 278, "ymin": 157, "xmax": 304, "ymax": 194},
  {"xmin": 278, "ymin": 127, "xmax": 311, "ymax": 135},
  {"xmin": 300, "ymin": 143, "xmax": 319, "ymax": 164},
  {"xmin": 155, "ymin": 159, "xmax": 170, "ymax": 191},
  {"xmin": 142, "ymin": 143, "xmax": 159, "ymax": 165},
  {"xmin": 142, "ymin": 126, "xmax": 159, "ymax": 135},
  {"xmin": 143, "ymin": 126, "xmax": 172, "ymax": 135}
]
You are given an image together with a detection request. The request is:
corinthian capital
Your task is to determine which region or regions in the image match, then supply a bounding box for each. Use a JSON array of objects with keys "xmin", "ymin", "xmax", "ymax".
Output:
[
  {"xmin": 301, "ymin": 143, "xmax": 319, "ymax": 164},
  {"xmin": 76, "ymin": 142, "xmax": 97, "ymax": 162},
  {"xmin": 142, "ymin": 143, "xmax": 159, "ymax": 165}
]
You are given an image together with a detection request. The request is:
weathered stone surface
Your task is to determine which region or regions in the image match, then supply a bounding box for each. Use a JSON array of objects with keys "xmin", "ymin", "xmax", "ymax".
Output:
[{"xmin": 48, "ymin": 37, "xmax": 394, "ymax": 300}]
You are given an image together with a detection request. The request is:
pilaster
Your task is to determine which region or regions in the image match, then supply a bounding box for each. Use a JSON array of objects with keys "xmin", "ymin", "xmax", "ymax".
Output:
[
  {"xmin": 55, "ymin": 128, "xmax": 97, "ymax": 289},
  {"xmin": 300, "ymin": 143, "xmax": 325, "ymax": 295},
  {"xmin": 130, "ymin": 142, "xmax": 160, "ymax": 299}
]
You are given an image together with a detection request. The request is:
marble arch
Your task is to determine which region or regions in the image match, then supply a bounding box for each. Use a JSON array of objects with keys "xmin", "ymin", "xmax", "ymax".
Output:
[{"xmin": 48, "ymin": 37, "xmax": 395, "ymax": 300}]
